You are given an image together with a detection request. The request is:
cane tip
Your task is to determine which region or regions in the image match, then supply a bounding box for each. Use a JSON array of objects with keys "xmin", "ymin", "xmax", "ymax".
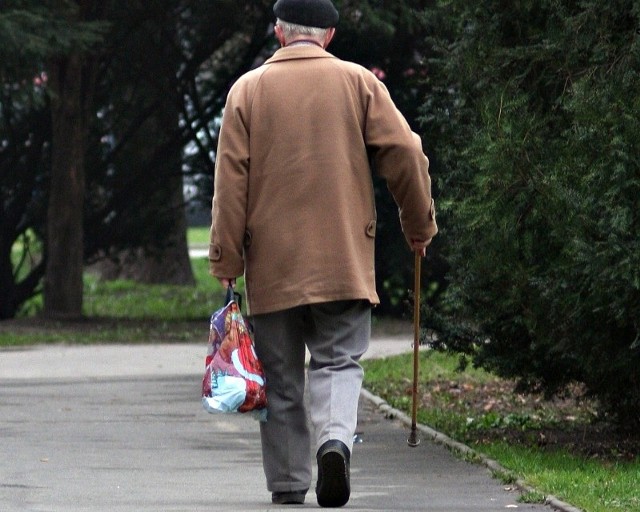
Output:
[{"xmin": 407, "ymin": 431, "xmax": 421, "ymax": 447}]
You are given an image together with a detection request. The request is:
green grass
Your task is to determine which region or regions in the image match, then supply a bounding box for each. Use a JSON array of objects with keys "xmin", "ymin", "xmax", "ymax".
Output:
[
  {"xmin": 482, "ymin": 443, "xmax": 640, "ymax": 512},
  {"xmin": 1, "ymin": 240, "xmax": 243, "ymax": 346},
  {"xmin": 13, "ymin": 256, "xmax": 244, "ymax": 323},
  {"xmin": 11, "ymin": 229, "xmax": 44, "ymax": 282},
  {"xmin": 82, "ymin": 258, "xmax": 220, "ymax": 320},
  {"xmin": 186, "ymin": 226, "xmax": 210, "ymax": 245},
  {"xmin": 362, "ymin": 351, "xmax": 496, "ymax": 438},
  {"xmin": 0, "ymin": 319, "xmax": 207, "ymax": 346},
  {"xmin": 362, "ymin": 353, "xmax": 640, "ymax": 512}
]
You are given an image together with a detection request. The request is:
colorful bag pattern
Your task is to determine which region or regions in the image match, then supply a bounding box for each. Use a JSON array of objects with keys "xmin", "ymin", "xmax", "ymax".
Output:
[{"xmin": 202, "ymin": 292, "xmax": 267, "ymax": 421}]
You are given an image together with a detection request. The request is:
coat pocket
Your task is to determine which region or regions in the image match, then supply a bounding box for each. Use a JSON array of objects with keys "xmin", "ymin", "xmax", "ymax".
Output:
[{"xmin": 243, "ymin": 230, "xmax": 252, "ymax": 248}]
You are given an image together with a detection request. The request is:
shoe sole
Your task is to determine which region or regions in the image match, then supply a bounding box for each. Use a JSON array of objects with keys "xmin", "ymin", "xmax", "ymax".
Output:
[
  {"xmin": 317, "ymin": 450, "xmax": 350, "ymax": 507},
  {"xmin": 272, "ymin": 496, "xmax": 305, "ymax": 505}
]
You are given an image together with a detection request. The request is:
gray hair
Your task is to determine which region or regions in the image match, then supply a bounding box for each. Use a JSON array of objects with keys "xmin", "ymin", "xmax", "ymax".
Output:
[{"xmin": 276, "ymin": 18, "xmax": 330, "ymax": 40}]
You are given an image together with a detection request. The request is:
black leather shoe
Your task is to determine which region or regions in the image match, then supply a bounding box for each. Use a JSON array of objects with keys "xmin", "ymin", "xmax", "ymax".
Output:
[
  {"xmin": 272, "ymin": 490, "xmax": 307, "ymax": 505},
  {"xmin": 316, "ymin": 440, "xmax": 351, "ymax": 508}
]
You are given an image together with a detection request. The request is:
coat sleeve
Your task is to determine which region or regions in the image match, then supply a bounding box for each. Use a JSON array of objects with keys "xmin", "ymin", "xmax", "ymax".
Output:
[
  {"xmin": 363, "ymin": 76, "xmax": 437, "ymax": 246},
  {"xmin": 209, "ymin": 82, "xmax": 251, "ymax": 279}
]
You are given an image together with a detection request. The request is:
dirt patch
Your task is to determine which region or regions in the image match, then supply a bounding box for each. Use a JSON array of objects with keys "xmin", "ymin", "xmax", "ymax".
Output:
[{"xmin": 415, "ymin": 377, "xmax": 640, "ymax": 461}]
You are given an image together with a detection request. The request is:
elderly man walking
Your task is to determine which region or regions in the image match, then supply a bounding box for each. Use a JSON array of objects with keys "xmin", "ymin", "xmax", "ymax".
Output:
[{"xmin": 209, "ymin": 0, "xmax": 437, "ymax": 507}]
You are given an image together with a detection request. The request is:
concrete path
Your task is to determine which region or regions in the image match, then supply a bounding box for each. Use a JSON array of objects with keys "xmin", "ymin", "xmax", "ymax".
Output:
[{"xmin": 0, "ymin": 336, "xmax": 558, "ymax": 511}]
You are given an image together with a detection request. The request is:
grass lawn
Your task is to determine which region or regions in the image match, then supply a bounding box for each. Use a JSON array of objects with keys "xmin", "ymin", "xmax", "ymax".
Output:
[
  {"xmin": 186, "ymin": 226, "xmax": 210, "ymax": 246},
  {"xmin": 0, "ymin": 257, "xmax": 239, "ymax": 346}
]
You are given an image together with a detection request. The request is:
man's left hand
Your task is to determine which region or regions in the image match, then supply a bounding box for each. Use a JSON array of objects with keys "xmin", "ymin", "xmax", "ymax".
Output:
[
  {"xmin": 411, "ymin": 238, "xmax": 432, "ymax": 257},
  {"xmin": 217, "ymin": 277, "xmax": 236, "ymax": 289}
]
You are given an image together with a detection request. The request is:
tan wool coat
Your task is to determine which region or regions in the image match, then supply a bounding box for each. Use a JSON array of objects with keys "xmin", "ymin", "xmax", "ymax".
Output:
[{"xmin": 209, "ymin": 45, "xmax": 437, "ymax": 315}]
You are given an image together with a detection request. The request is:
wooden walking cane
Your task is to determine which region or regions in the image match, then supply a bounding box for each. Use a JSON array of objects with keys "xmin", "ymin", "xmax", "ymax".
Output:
[{"xmin": 407, "ymin": 250, "xmax": 422, "ymax": 447}]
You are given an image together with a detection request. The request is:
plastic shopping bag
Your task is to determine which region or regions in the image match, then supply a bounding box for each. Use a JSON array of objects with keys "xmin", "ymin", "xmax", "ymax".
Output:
[{"xmin": 202, "ymin": 287, "xmax": 267, "ymax": 421}]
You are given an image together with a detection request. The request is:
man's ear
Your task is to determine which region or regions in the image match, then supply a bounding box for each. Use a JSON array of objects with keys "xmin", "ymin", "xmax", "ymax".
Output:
[
  {"xmin": 323, "ymin": 27, "xmax": 336, "ymax": 48},
  {"xmin": 274, "ymin": 24, "xmax": 286, "ymax": 47}
]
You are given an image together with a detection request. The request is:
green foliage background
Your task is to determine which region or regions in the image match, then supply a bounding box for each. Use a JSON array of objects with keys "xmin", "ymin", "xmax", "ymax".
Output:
[{"xmin": 420, "ymin": 0, "xmax": 640, "ymax": 425}]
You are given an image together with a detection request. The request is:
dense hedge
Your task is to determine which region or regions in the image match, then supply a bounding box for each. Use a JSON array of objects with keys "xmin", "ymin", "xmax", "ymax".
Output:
[{"xmin": 421, "ymin": 0, "xmax": 640, "ymax": 426}]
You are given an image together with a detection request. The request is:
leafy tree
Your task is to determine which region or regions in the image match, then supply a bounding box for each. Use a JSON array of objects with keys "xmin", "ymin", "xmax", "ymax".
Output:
[
  {"xmin": 45, "ymin": 1, "xmax": 105, "ymax": 318},
  {"xmin": 420, "ymin": 0, "xmax": 640, "ymax": 425},
  {"xmin": 1, "ymin": 1, "xmax": 276, "ymax": 318},
  {"xmin": 0, "ymin": 0, "xmax": 107, "ymax": 319}
]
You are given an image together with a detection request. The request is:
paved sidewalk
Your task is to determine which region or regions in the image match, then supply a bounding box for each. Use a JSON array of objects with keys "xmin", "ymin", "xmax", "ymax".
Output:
[{"xmin": 0, "ymin": 337, "xmax": 557, "ymax": 511}]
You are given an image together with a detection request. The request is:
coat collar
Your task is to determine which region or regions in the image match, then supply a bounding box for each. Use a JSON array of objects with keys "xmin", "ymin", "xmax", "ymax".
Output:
[{"xmin": 265, "ymin": 45, "xmax": 336, "ymax": 65}]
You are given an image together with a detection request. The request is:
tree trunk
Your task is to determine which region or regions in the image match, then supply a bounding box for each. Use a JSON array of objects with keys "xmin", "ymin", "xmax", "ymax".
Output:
[
  {"xmin": 118, "ymin": 122, "xmax": 195, "ymax": 286},
  {"xmin": 129, "ymin": 173, "xmax": 195, "ymax": 286},
  {"xmin": 92, "ymin": 181, "xmax": 195, "ymax": 286},
  {"xmin": 44, "ymin": 52, "xmax": 87, "ymax": 319}
]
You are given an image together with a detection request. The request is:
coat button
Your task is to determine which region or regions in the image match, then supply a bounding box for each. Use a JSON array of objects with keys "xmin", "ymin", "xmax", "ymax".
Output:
[
  {"xmin": 365, "ymin": 220, "xmax": 377, "ymax": 238},
  {"xmin": 209, "ymin": 244, "xmax": 222, "ymax": 261}
]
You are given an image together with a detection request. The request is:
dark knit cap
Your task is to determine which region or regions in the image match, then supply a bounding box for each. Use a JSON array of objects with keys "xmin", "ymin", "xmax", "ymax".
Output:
[{"xmin": 273, "ymin": 0, "xmax": 339, "ymax": 28}]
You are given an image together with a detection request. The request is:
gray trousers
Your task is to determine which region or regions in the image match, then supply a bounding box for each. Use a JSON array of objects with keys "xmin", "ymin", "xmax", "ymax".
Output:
[{"xmin": 252, "ymin": 300, "xmax": 371, "ymax": 493}]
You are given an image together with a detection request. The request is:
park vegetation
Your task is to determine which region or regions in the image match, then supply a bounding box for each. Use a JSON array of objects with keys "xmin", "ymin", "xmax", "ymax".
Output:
[{"xmin": 419, "ymin": 0, "xmax": 640, "ymax": 428}]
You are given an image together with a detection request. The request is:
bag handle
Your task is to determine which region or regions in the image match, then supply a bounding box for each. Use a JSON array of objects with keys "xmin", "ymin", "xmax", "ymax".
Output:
[{"xmin": 226, "ymin": 285, "xmax": 242, "ymax": 309}]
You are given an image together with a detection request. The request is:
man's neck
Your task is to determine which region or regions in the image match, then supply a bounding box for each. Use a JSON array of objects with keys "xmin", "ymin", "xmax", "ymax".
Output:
[{"xmin": 285, "ymin": 38, "xmax": 323, "ymax": 49}]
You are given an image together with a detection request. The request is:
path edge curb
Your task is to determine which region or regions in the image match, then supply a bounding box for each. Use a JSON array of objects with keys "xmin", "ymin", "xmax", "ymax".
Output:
[{"xmin": 360, "ymin": 388, "xmax": 584, "ymax": 512}]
